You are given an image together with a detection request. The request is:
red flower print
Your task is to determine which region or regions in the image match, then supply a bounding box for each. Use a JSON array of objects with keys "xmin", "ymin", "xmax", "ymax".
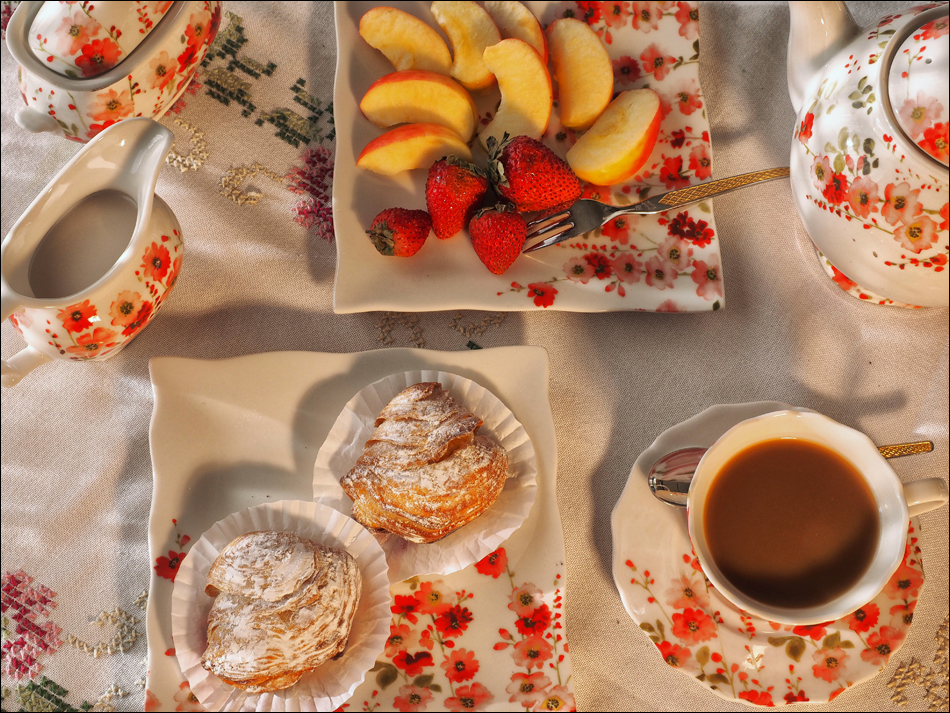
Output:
[
  {"xmin": 55, "ymin": 7, "xmax": 101, "ymax": 55},
  {"xmin": 87, "ymin": 119, "xmax": 118, "ymax": 141},
  {"xmin": 434, "ymin": 604, "xmax": 473, "ymax": 638},
  {"xmin": 847, "ymin": 176, "xmax": 880, "ymax": 218},
  {"xmin": 440, "ymin": 648, "xmax": 479, "ymax": 683},
  {"xmin": 65, "ymin": 327, "xmax": 119, "ymax": 357},
  {"xmin": 670, "ymin": 129, "xmax": 686, "ymax": 148},
  {"xmin": 798, "ymin": 112, "xmax": 814, "ymax": 145},
  {"xmin": 674, "ymin": 80, "xmax": 704, "ymax": 116},
  {"xmin": 671, "ymin": 607, "xmax": 717, "ymax": 643},
  {"xmin": 415, "ymin": 580, "xmax": 453, "ymax": 615},
  {"xmin": 812, "ymin": 646, "xmax": 849, "ymax": 682},
  {"xmin": 830, "ymin": 264, "xmax": 857, "ymax": 291},
  {"xmin": 848, "ymin": 603, "xmax": 880, "ymax": 633},
  {"xmin": 584, "ymin": 252, "xmax": 613, "ymax": 280},
  {"xmin": 656, "ymin": 298, "xmax": 683, "ymax": 312},
  {"xmin": 688, "ymin": 144, "xmax": 711, "ymax": 179},
  {"xmin": 884, "ymin": 563, "xmax": 924, "ymax": 600},
  {"xmin": 392, "ymin": 650, "xmax": 434, "ymax": 677},
  {"xmin": 507, "ymin": 672, "xmax": 551, "ymax": 707},
  {"xmin": 664, "ymin": 575, "xmax": 709, "ymax": 609},
  {"xmin": 509, "ymin": 583, "xmax": 544, "ymax": 617},
  {"xmin": 536, "ymin": 685, "xmax": 576, "ymax": 712},
  {"xmin": 148, "ymin": 51, "xmax": 176, "ymax": 92},
  {"xmin": 657, "ymin": 640, "xmax": 694, "ymax": 670},
  {"xmin": 178, "ymin": 42, "xmax": 200, "ymax": 71},
  {"xmin": 575, "ymin": 2, "xmax": 603, "ymax": 25},
  {"xmin": 675, "ymin": 2, "xmax": 700, "ymax": 39},
  {"xmin": 631, "ymin": 2, "xmax": 660, "ymax": 32},
  {"xmin": 392, "ymin": 594, "xmax": 421, "ymax": 624},
  {"xmin": 894, "ymin": 215, "xmax": 938, "ymax": 254},
  {"xmin": 821, "ymin": 172, "xmax": 849, "ymax": 205},
  {"xmin": 738, "ymin": 690, "xmax": 774, "ymax": 706},
  {"xmin": 889, "ymin": 600, "xmax": 916, "ymax": 630},
  {"xmin": 785, "ymin": 691, "xmax": 809, "ymax": 703},
  {"xmin": 564, "ymin": 257, "xmax": 596, "ymax": 283},
  {"xmin": 168, "ymin": 255, "xmax": 183, "ymax": 289},
  {"xmin": 581, "ymin": 183, "xmax": 610, "ymax": 202},
  {"xmin": 172, "ymin": 680, "xmax": 204, "ymax": 712},
  {"xmin": 611, "ymin": 253, "xmax": 643, "ymax": 283},
  {"xmin": 75, "ymin": 38, "xmax": 122, "ymax": 77},
  {"xmin": 613, "ymin": 55, "xmax": 642, "ymax": 85},
  {"xmin": 144, "ymin": 689, "xmax": 162, "ymax": 712},
  {"xmin": 208, "ymin": 3, "xmax": 222, "ymax": 42},
  {"xmin": 393, "ymin": 685, "xmax": 433, "ymax": 713},
  {"xmin": 110, "ymin": 291, "xmax": 146, "ymax": 327},
  {"xmin": 88, "ymin": 88, "xmax": 134, "ymax": 123},
  {"xmin": 603, "ymin": 1, "xmax": 632, "ymax": 29},
  {"xmin": 861, "ymin": 625, "xmax": 905, "ymax": 665},
  {"xmin": 602, "ymin": 214, "xmax": 639, "ymax": 244},
  {"xmin": 515, "ymin": 603, "xmax": 552, "ymax": 636},
  {"xmin": 898, "ymin": 91, "xmax": 943, "ymax": 139},
  {"xmin": 660, "ymin": 156, "xmax": 690, "ymax": 189},
  {"xmin": 185, "ymin": 9, "xmax": 212, "ymax": 50},
  {"xmin": 512, "ymin": 635, "xmax": 554, "ymax": 670},
  {"xmin": 811, "ymin": 155, "xmax": 833, "ymax": 193},
  {"xmin": 940, "ymin": 202, "xmax": 948, "ymax": 231},
  {"xmin": 58, "ymin": 300, "xmax": 97, "ymax": 333},
  {"xmin": 658, "ymin": 235, "xmax": 693, "ymax": 270},
  {"xmin": 919, "ymin": 16, "xmax": 949, "ymax": 40},
  {"xmin": 918, "ymin": 122, "xmax": 949, "ymax": 163},
  {"xmin": 445, "ymin": 682, "xmax": 493, "ymax": 712},
  {"xmin": 385, "ymin": 623, "xmax": 417, "ymax": 657},
  {"xmin": 641, "ymin": 44, "xmax": 676, "ymax": 81},
  {"xmin": 120, "ymin": 301, "xmax": 153, "ymax": 337},
  {"xmin": 645, "ymin": 255, "xmax": 678, "ymax": 290},
  {"xmin": 475, "ymin": 548, "xmax": 507, "ymax": 578},
  {"xmin": 142, "ymin": 242, "xmax": 172, "ymax": 282},
  {"xmin": 881, "ymin": 182, "xmax": 923, "ymax": 226},
  {"xmin": 527, "ymin": 282, "xmax": 557, "ymax": 308},
  {"xmin": 792, "ymin": 622, "xmax": 833, "ymax": 641},
  {"xmin": 154, "ymin": 550, "xmax": 186, "ymax": 582}
]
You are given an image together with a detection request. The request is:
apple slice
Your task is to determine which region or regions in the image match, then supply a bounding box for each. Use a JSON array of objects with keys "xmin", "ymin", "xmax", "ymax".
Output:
[
  {"xmin": 546, "ymin": 18, "xmax": 613, "ymax": 130},
  {"xmin": 357, "ymin": 123, "xmax": 473, "ymax": 176},
  {"xmin": 360, "ymin": 70, "xmax": 479, "ymax": 141},
  {"xmin": 430, "ymin": 1, "xmax": 501, "ymax": 91},
  {"xmin": 566, "ymin": 89, "xmax": 662, "ymax": 186},
  {"xmin": 478, "ymin": 39, "xmax": 552, "ymax": 149},
  {"xmin": 483, "ymin": 1, "xmax": 547, "ymax": 63},
  {"xmin": 359, "ymin": 7, "xmax": 452, "ymax": 74}
]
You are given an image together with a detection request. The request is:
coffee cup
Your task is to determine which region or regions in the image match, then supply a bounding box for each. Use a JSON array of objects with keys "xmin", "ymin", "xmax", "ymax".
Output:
[{"xmin": 687, "ymin": 409, "xmax": 948, "ymax": 625}]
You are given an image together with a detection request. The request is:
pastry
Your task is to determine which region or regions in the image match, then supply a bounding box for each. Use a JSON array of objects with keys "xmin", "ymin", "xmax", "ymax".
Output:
[
  {"xmin": 200, "ymin": 531, "xmax": 362, "ymax": 694},
  {"xmin": 340, "ymin": 382, "xmax": 509, "ymax": 544}
]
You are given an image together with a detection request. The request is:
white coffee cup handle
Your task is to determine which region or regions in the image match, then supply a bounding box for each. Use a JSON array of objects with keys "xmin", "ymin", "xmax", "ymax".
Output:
[
  {"xmin": 1, "ymin": 287, "xmax": 52, "ymax": 388},
  {"xmin": 904, "ymin": 478, "xmax": 950, "ymax": 517}
]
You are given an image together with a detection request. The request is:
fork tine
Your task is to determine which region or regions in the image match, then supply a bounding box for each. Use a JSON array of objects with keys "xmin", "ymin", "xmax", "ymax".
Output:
[
  {"xmin": 523, "ymin": 223, "xmax": 575, "ymax": 253},
  {"xmin": 526, "ymin": 214, "xmax": 571, "ymax": 240},
  {"xmin": 526, "ymin": 209, "xmax": 570, "ymax": 229}
]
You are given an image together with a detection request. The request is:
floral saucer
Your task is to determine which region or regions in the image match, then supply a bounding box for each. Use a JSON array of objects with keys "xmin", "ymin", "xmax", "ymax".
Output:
[{"xmin": 611, "ymin": 402, "xmax": 925, "ymax": 707}]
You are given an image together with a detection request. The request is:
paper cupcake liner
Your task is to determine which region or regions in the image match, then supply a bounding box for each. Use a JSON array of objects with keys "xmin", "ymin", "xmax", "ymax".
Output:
[
  {"xmin": 313, "ymin": 370, "xmax": 538, "ymax": 583},
  {"xmin": 171, "ymin": 500, "xmax": 391, "ymax": 712}
]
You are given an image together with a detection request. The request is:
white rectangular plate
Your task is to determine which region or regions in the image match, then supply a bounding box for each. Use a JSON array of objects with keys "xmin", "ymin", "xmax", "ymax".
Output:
[{"xmin": 332, "ymin": 1, "xmax": 724, "ymax": 313}]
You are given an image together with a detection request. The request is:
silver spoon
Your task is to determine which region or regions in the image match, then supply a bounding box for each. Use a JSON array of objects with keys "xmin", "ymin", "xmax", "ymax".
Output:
[{"xmin": 648, "ymin": 440, "xmax": 935, "ymax": 507}]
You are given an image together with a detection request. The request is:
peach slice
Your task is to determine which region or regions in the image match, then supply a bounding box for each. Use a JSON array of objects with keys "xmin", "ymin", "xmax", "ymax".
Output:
[
  {"xmin": 430, "ymin": 1, "xmax": 501, "ymax": 91},
  {"xmin": 546, "ymin": 18, "xmax": 613, "ymax": 130},
  {"xmin": 360, "ymin": 70, "xmax": 479, "ymax": 142},
  {"xmin": 483, "ymin": 1, "xmax": 547, "ymax": 63},
  {"xmin": 478, "ymin": 39, "xmax": 552, "ymax": 149},
  {"xmin": 357, "ymin": 123, "xmax": 473, "ymax": 176},
  {"xmin": 359, "ymin": 7, "xmax": 452, "ymax": 74},
  {"xmin": 566, "ymin": 89, "xmax": 662, "ymax": 186}
]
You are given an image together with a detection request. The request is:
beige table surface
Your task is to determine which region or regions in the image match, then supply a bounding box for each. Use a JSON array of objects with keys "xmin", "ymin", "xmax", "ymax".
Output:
[{"xmin": 1, "ymin": 1, "xmax": 947, "ymax": 711}]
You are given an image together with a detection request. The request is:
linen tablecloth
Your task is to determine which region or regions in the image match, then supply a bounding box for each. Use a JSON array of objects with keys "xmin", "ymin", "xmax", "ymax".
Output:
[{"xmin": 1, "ymin": 1, "xmax": 947, "ymax": 711}]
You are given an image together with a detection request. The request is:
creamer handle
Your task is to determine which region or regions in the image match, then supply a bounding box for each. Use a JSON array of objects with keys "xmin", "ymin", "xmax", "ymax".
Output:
[
  {"xmin": 15, "ymin": 106, "xmax": 65, "ymax": 136},
  {"xmin": 1, "ymin": 285, "xmax": 50, "ymax": 388},
  {"xmin": 903, "ymin": 478, "xmax": 950, "ymax": 517}
]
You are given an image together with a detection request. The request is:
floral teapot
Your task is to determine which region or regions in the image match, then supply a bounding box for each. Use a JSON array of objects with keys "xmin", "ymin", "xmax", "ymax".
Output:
[
  {"xmin": 6, "ymin": 1, "xmax": 221, "ymax": 143},
  {"xmin": 788, "ymin": 2, "xmax": 948, "ymax": 308}
]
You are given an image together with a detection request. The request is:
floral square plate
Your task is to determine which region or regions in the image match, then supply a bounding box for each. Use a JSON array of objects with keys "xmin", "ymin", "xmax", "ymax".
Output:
[
  {"xmin": 145, "ymin": 348, "xmax": 576, "ymax": 712},
  {"xmin": 332, "ymin": 1, "xmax": 724, "ymax": 313},
  {"xmin": 611, "ymin": 401, "xmax": 925, "ymax": 707}
]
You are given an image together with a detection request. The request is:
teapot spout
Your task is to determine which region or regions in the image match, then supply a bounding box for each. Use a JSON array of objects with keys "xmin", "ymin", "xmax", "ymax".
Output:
[{"xmin": 787, "ymin": 1, "xmax": 859, "ymax": 113}]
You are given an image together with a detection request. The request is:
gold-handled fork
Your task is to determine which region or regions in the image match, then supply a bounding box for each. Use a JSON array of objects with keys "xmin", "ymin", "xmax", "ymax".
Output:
[{"xmin": 523, "ymin": 166, "xmax": 791, "ymax": 253}]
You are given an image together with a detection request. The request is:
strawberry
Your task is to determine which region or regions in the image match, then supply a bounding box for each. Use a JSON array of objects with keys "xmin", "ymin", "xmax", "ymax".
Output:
[
  {"xmin": 487, "ymin": 133, "xmax": 582, "ymax": 213},
  {"xmin": 468, "ymin": 204, "xmax": 527, "ymax": 275},
  {"xmin": 425, "ymin": 155, "xmax": 489, "ymax": 240},
  {"xmin": 367, "ymin": 208, "xmax": 432, "ymax": 257}
]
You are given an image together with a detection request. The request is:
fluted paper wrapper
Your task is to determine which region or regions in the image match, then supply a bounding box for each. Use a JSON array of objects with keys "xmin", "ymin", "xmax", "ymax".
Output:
[
  {"xmin": 171, "ymin": 500, "xmax": 391, "ymax": 712},
  {"xmin": 313, "ymin": 370, "xmax": 538, "ymax": 583}
]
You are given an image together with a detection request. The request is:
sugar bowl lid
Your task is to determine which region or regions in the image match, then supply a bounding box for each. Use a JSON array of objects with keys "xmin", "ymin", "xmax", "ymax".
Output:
[
  {"xmin": 886, "ymin": 8, "xmax": 949, "ymax": 167},
  {"xmin": 26, "ymin": 1, "xmax": 174, "ymax": 79}
]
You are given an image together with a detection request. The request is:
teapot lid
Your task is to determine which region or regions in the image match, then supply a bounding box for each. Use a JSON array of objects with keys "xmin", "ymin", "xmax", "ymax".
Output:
[
  {"xmin": 886, "ymin": 9, "xmax": 949, "ymax": 167},
  {"xmin": 27, "ymin": 1, "xmax": 174, "ymax": 79}
]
